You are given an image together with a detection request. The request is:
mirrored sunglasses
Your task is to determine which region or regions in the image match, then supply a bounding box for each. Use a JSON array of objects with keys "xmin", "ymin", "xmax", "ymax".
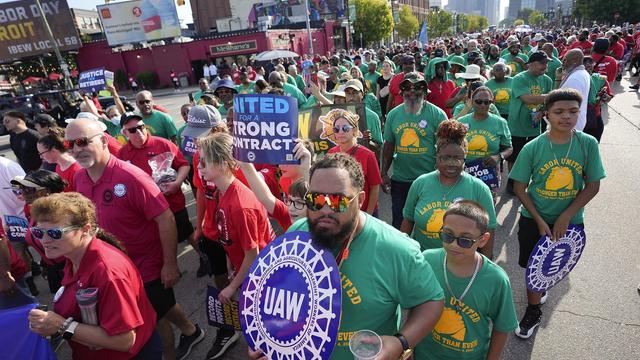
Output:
[
  {"xmin": 304, "ymin": 192, "xmax": 355, "ymax": 213},
  {"xmin": 31, "ymin": 225, "xmax": 82, "ymax": 240}
]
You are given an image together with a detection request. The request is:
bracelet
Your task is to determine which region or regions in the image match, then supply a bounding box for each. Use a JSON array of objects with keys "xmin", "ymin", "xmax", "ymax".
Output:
[{"xmin": 58, "ymin": 317, "xmax": 74, "ymax": 336}]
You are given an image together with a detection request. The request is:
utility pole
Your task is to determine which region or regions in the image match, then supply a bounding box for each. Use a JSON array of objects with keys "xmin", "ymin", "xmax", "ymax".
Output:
[
  {"xmin": 305, "ymin": 0, "xmax": 314, "ymax": 55},
  {"xmin": 35, "ymin": 0, "xmax": 73, "ymax": 90}
]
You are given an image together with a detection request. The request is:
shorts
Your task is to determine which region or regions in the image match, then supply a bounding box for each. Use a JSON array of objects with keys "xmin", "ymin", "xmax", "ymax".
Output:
[
  {"xmin": 174, "ymin": 208, "xmax": 194, "ymax": 243},
  {"xmin": 506, "ymin": 135, "xmax": 537, "ymax": 163},
  {"xmin": 143, "ymin": 279, "xmax": 176, "ymax": 320},
  {"xmin": 517, "ymin": 215, "xmax": 584, "ymax": 268},
  {"xmin": 200, "ymin": 236, "xmax": 228, "ymax": 276}
]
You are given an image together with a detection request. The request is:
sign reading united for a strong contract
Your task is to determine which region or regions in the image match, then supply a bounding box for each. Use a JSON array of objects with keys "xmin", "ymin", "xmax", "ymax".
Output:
[{"xmin": 0, "ymin": 0, "xmax": 80, "ymax": 63}]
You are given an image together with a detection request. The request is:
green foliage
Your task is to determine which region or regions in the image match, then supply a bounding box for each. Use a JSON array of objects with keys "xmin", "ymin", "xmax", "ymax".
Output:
[
  {"xmin": 353, "ymin": 0, "xmax": 394, "ymax": 46},
  {"xmin": 514, "ymin": 19, "xmax": 525, "ymax": 26},
  {"xmin": 458, "ymin": 14, "xmax": 489, "ymax": 33},
  {"xmin": 574, "ymin": 0, "xmax": 640, "ymax": 24},
  {"xmin": 135, "ymin": 72, "xmax": 158, "ymax": 89},
  {"xmin": 428, "ymin": 10, "xmax": 453, "ymax": 37},
  {"xmin": 518, "ymin": 8, "xmax": 535, "ymax": 23},
  {"xmin": 528, "ymin": 10, "xmax": 546, "ymax": 27},
  {"xmin": 114, "ymin": 69, "xmax": 128, "ymax": 89},
  {"xmin": 396, "ymin": 5, "xmax": 420, "ymax": 40}
]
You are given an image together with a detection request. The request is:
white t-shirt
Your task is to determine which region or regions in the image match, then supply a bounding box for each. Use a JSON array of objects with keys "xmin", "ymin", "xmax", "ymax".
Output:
[
  {"xmin": 561, "ymin": 68, "xmax": 591, "ymax": 131},
  {"xmin": 0, "ymin": 157, "xmax": 25, "ymax": 219},
  {"xmin": 209, "ymin": 64, "xmax": 218, "ymax": 76},
  {"xmin": 203, "ymin": 65, "xmax": 210, "ymax": 77}
]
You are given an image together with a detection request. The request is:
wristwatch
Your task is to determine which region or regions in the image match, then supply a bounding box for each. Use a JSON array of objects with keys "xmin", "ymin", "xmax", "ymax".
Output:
[
  {"xmin": 393, "ymin": 333, "xmax": 413, "ymax": 360},
  {"xmin": 63, "ymin": 321, "xmax": 79, "ymax": 340}
]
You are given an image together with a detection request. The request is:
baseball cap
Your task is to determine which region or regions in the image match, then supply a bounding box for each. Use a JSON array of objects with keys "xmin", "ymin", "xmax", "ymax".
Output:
[
  {"xmin": 344, "ymin": 79, "xmax": 363, "ymax": 93},
  {"xmin": 527, "ymin": 51, "xmax": 549, "ymax": 64},
  {"xmin": 11, "ymin": 172, "xmax": 47, "ymax": 189},
  {"xmin": 400, "ymin": 72, "xmax": 427, "ymax": 86},
  {"xmin": 119, "ymin": 112, "xmax": 143, "ymax": 128},
  {"xmin": 65, "ymin": 112, "xmax": 107, "ymax": 132},
  {"xmin": 181, "ymin": 105, "xmax": 222, "ymax": 139},
  {"xmin": 402, "ymin": 55, "xmax": 415, "ymax": 64}
]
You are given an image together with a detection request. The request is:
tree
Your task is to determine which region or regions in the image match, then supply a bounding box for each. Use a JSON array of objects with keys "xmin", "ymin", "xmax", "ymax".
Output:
[
  {"xmin": 353, "ymin": 0, "xmax": 394, "ymax": 46},
  {"xmin": 396, "ymin": 5, "xmax": 420, "ymax": 40},
  {"xmin": 574, "ymin": 0, "xmax": 640, "ymax": 24},
  {"xmin": 514, "ymin": 19, "xmax": 525, "ymax": 26},
  {"xmin": 427, "ymin": 10, "xmax": 453, "ymax": 37},
  {"xmin": 499, "ymin": 18, "xmax": 514, "ymax": 28},
  {"xmin": 518, "ymin": 8, "xmax": 535, "ymax": 23},
  {"xmin": 457, "ymin": 14, "xmax": 489, "ymax": 33},
  {"xmin": 528, "ymin": 10, "xmax": 545, "ymax": 27}
]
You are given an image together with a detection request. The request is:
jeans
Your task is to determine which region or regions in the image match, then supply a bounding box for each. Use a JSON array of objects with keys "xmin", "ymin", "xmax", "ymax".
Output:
[{"xmin": 391, "ymin": 180, "xmax": 413, "ymax": 229}]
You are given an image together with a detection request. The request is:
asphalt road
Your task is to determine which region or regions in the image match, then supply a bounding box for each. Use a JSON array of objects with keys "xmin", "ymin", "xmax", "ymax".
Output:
[{"xmin": 3, "ymin": 75, "xmax": 639, "ymax": 359}]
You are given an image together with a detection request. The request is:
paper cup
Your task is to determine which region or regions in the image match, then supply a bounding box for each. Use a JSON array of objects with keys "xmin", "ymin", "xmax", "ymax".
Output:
[{"xmin": 349, "ymin": 329, "xmax": 382, "ymax": 360}]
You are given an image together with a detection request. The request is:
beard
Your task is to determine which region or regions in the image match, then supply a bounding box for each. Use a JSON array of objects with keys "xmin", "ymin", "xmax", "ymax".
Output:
[
  {"xmin": 309, "ymin": 211, "xmax": 358, "ymax": 251},
  {"xmin": 404, "ymin": 94, "xmax": 424, "ymax": 114}
]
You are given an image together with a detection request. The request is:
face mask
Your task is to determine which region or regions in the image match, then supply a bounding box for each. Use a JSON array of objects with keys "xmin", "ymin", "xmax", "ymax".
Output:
[{"xmin": 110, "ymin": 116, "xmax": 120, "ymax": 126}]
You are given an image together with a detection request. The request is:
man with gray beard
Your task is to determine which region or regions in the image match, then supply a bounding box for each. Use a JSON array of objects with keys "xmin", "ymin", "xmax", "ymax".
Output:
[{"xmin": 381, "ymin": 72, "xmax": 448, "ymax": 228}]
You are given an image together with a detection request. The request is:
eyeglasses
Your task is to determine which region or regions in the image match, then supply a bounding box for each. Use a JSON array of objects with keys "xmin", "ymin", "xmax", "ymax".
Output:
[
  {"xmin": 440, "ymin": 230, "xmax": 483, "ymax": 249},
  {"xmin": 333, "ymin": 124, "xmax": 354, "ymax": 133},
  {"xmin": 38, "ymin": 149, "xmax": 51, "ymax": 156},
  {"xmin": 284, "ymin": 197, "xmax": 306, "ymax": 210},
  {"xmin": 304, "ymin": 192, "xmax": 355, "ymax": 213},
  {"xmin": 474, "ymin": 99, "xmax": 493, "ymax": 105},
  {"xmin": 31, "ymin": 225, "xmax": 82, "ymax": 241},
  {"xmin": 125, "ymin": 124, "xmax": 146, "ymax": 134},
  {"xmin": 64, "ymin": 133, "xmax": 102, "ymax": 150},
  {"xmin": 437, "ymin": 155, "xmax": 465, "ymax": 164},
  {"xmin": 11, "ymin": 186, "xmax": 43, "ymax": 196},
  {"xmin": 137, "ymin": 99, "xmax": 152, "ymax": 104}
]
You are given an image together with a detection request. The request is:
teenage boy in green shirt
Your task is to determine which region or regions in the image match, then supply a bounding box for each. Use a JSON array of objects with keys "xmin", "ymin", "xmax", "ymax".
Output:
[
  {"xmin": 416, "ymin": 200, "xmax": 518, "ymax": 360},
  {"xmin": 509, "ymin": 88, "xmax": 605, "ymax": 339}
]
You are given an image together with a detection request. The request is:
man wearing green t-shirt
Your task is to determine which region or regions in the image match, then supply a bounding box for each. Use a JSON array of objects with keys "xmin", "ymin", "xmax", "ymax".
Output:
[
  {"xmin": 485, "ymin": 63, "xmax": 513, "ymax": 118},
  {"xmin": 500, "ymin": 40, "xmax": 529, "ymax": 76},
  {"xmin": 505, "ymin": 51, "xmax": 552, "ymax": 194},
  {"xmin": 268, "ymin": 71, "xmax": 308, "ymax": 108},
  {"xmin": 288, "ymin": 65, "xmax": 306, "ymax": 93},
  {"xmin": 363, "ymin": 62, "xmax": 381, "ymax": 94},
  {"xmin": 541, "ymin": 43, "xmax": 562, "ymax": 84},
  {"xmin": 381, "ymin": 72, "xmax": 448, "ymax": 229},
  {"xmin": 213, "ymin": 78, "xmax": 237, "ymax": 118},
  {"xmin": 135, "ymin": 91, "xmax": 178, "ymax": 142},
  {"xmin": 343, "ymin": 79, "xmax": 383, "ymax": 150},
  {"xmin": 509, "ymin": 89, "xmax": 605, "ymax": 339},
  {"xmin": 272, "ymin": 153, "xmax": 444, "ymax": 360},
  {"xmin": 416, "ymin": 201, "xmax": 518, "ymax": 360},
  {"xmin": 235, "ymin": 72, "xmax": 256, "ymax": 94}
]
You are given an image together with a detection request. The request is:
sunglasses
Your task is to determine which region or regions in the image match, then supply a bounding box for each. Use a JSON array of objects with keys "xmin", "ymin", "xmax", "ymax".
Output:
[
  {"xmin": 440, "ymin": 231, "xmax": 482, "ymax": 249},
  {"xmin": 11, "ymin": 186, "xmax": 42, "ymax": 196},
  {"xmin": 284, "ymin": 197, "xmax": 306, "ymax": 210},
  {"xmin": 125, "ymin": 124, "xmax": 146, "ymax": 134},
  {"xmin": 400, "ymin": 85, "xmax": 425, "ymax": 92},
  {"xmin": 137, "ymin": 99, "xmax": 152, "ymax": 104},
  {"xmin": 304, "ymin": 192, "xmax": 355, "ymax": 213},
  {"xmin": 333, "ymin": 124, "xmax": 354, "ymax": 133},
  {"xmin": 474, "ymin": 99, "xmax": 493, "ymax": 105},
  {"xmin": 31, "ymin": 225, "xmax": 82, "ymax": 241},
  {"xmin": 64, "ymin": 133, "xmax": 102, "ymax": 150}
]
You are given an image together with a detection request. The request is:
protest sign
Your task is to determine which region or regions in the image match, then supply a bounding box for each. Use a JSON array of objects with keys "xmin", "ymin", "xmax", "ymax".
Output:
[
  {"xmin": 232, "ymin": 94, "xmax": 299, "ymax": 165},
  {"xmin": 206, "ymin": 286, "xmax": 241, "ymax": 331},
  {"xmin": 180, "ymin": 135, "xmax": 197, "ymax": 158},
  {"xmin": 78, "ymin": 68, "xmax": 114, "ymax": 94},
  {"xmin": 298, "ymin": 103, "xmax": 368, "ymax": 156},
  {"xmin": 3, "ymin": 215, "xmax": 28, "ymax": 243},
  {"xmin": 464, "ymin": 158, "xmax": 500, "ymax": 190},
  {"xmin": 240, "ymin": 231, "xmax": 341, "ymax": 360},
  {"xmin": 526, "ymin": 225, "xmax": 586, "ymax": 292}
]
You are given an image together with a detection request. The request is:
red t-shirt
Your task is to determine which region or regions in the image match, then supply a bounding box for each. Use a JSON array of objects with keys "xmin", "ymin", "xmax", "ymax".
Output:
[
  {"xmin": 270, "ymin": 199, "xmax": 292, "ymax": 232},
  {"xmin": 216, "ymin": 179, "xmax": 274, "ymax": 272},
  {"xmin": 569, "ymin": 40, "xmax": 593, "ymax": 54},
  {"xmin": 105, "ymin": 132, "xmax": 122, "ymax": 156},
  {"xmin": 74, "ymin": 155, "xmax": 169, "ymax": 282},
  {"xmin": 591, "ymin": 53, "xmax": 619, "ymax": 82},
  {"xmin": 54, "ymin": 238, "xmax": 156, "ymax": 360},
  {"xmin": 328, "ymin": 144, "xmax": 382, "ymax": 211},
  {"xmin": 118, "ymin": 136, "xmax": 189, "ymax": 213},
  {"xmin": 388, "ymin": 73, "xmax": 405, "ymax": 110},
  {"xmin": 0, "ymin": 224, "xmax": 27, "ymax": 280},
  {"xmin": 608, "ymin": 41, "xmax": 625, "ymax": 60},
  {"xmin": 56, "ymin": 162, "xmax": 82, "ymax": 192},
  {"xmin": 427, "ymin": 79, "xmax": 456, "ymax": 118}
]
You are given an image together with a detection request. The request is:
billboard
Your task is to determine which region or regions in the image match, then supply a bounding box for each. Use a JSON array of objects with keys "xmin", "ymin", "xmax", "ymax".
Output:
[
  {"xmin": 97, "ymin": 0, "xmax": 180, "ymax": 46},
  {"xmin": 0, "ymin": 0, "xmax": 80, "ymax": 63}
]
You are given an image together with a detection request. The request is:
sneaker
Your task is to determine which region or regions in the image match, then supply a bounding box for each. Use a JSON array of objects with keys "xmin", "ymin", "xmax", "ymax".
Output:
[
  {"xmin": 540, "ymin": 291, "xmax": 548, "ymax": 305},
  {"xmin": 206, "ymin": 328, "xmax": 239, "ymax": 359},
  {"xmin": 197, "ymin": 254, "xmax": 211, "ymax": 278},
  {"xmin": 176, "ymin": 324, "xmax": 205, "ymax": 360},
  {"xmin": 515, "ymin": 305, "xmax": 542, "ymax": 339}
]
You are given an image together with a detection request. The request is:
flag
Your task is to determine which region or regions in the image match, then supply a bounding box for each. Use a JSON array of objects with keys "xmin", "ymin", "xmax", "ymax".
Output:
[{"xmin": 419, "ymin": 21, "xmax": 428, "ymax": 44}]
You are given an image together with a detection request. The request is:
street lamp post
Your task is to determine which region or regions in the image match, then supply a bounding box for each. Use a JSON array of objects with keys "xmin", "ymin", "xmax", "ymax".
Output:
[{"xmin": 304, "ymin": 0, "xmax": 314, "ymax": 55}]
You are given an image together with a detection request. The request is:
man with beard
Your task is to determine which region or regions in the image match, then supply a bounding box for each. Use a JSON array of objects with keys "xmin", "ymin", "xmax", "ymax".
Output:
[
  {"xmin": 376, "ymin": 48, "xmax": 395, "ymax": 72},
  {"xmin": 558, "ymin": 49, "xmax": 590, "ymax": 131},
  {"xmin": 541, "ymin": 43, "xmax": 562, "ymax": 83},
  {"xmin": 487, "ymin": 44, "xmax": 501, "ymax": 66},
  {"xmin": 501, "ymin": 39, "xmax": 529, "ymax": 76},
  {"xmin": 343, "ymin": 79, "xmax": 383, "ymax": 150},
  {"xmin": 387, "ymin": 55, "xmax": 418, "ymax": 112},
  {"xmin": 212, "ymin": 78, "xmax": 238, "ymax": 118},
  {"xmin": 381, "ymin": 72, "xmax": 448, "ymax": 229},
  {"xmin": 135, "ymin": 91, "xmax": 178, "ymax": 142},
  {"xmin": 284, "ymin": 153, "xmax": 444, "ymax": 360}
]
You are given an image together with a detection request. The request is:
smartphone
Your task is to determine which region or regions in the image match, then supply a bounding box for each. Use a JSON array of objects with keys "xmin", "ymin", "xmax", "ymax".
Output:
[{"xmin": 188, "ymin": 92, "xmax": 194, "ymax": 103}]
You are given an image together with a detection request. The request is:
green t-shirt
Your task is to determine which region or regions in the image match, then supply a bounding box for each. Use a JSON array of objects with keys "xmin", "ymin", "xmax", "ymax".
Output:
[
  {"xmin": 500, "ymin": 53, "xmax": 529, "ymax": 76},
  {"xmin": 286, "ymin": 74, "xmax": 297, "ymax": 87},
  {"xmin": 508, "ymin": 131, "xmax": 606, "ymax": 224},
  {"xmin": 142, "ymin": 110, "xmax": 178, "ymax": 140},
  {"xmin": 383, "ymin": 103, "xmax": 448, "ymax": 182},
  {"xmin": 364, "ymin": 107, "xmax": 383, "ymax": 146},
  {"xmin": 403, "ymin": 171, "xmax": 496, "ymax": 250},
  {"xmin": 294, "ymin": 74, "xmax": 306, "ymax": 93},
  {"xmin": 588, "ymin": 73, "xmax": 607, "ymax": 105},
  {"xmin": 358, "ymin": 63, "xmax": 369, "ymax": 75},
  {"xmin": 458, "ymin": 113, "xmax": 512, "ymax": 162},
  {"xmin": 287, "ymin": 214, "xmax": 444, "ymax": 360},
  {"xmin": 236, "ymin": 82, "xmax": 256, "ymax": 94},
  {"xmin": 193, "ymin": 89, "xmax": 204, "ymax": 103},
  {"xmin": 283, "ymin": 83, "xmax": 308, "ymax": 108},
  {"xmin": 217, "ymin": 104, "xmax": 228, "ymax": 117},
  {"xmin": 452, "ymin": 102, "xmax": 500, "ymax": 119},
  {"xmin": 415, "ymin": 249, "xmax": 518, "ymax": 360},
  {"xmin": 364, "ymin": 92, "xmax": 382, "ymax": 119},
  {"xmin": 363, "ymin": 71, "xmax": 381, "ymax": 93},
  {"xmin": 528, "ymin": 48, "xmax": 559, "ymax": 58},
  {"xmin": 506, "ymin": 71, "xmax": 552, "ymax": 138},
  {"xmin": 485, "ymin": 77, "xmax": 513, "ymax": 115},
  {"xmin": 545, "ymin": 56, "xmax": 562, "ymax": 84}
]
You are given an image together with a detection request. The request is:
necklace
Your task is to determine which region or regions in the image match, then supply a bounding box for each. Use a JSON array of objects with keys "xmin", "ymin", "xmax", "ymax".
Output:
[
  {"xmin": 439, "ymin": 172, "xmax": 462, "ymax": 201},
  {"xmin": 547, "ymin": 131, "xmax": 573, "ymax": 168},
  {"xmin": 443, "ymin": 252, "xmax": 481, "ymax": 312}
]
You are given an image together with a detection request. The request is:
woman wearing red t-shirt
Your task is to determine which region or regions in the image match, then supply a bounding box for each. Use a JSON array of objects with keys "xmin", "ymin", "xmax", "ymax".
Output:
[
  {"xmin": 36, "ymin": 128, "xmax": 82, "ymax": 192},
  {"xmin": 27, "ymin": 192, "xmax": 161, "ymax": 359},
  {"xmin": 326, "ymin": 109, "xmax": 382, "ymax": 215}
]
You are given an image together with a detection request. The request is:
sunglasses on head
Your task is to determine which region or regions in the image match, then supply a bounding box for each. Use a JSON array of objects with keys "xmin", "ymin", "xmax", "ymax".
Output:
[
  {"xmin": 31, "ymin": 225, "xmax": 82, "ymax": 240},
  {"xmin": 440, "ymin": 230, "xmax": 482, "ymax": 249},
  {"xmin": 63, "ymin": 133, "xmax": 102, "ymax": 150},
  {"xmin": 474, "ymin": 99, "xmax": 492, "ymax": 105},
  {"xmin": 333, "ymin": 124, "xmax": 354, "ymax": 133},
  {"xmin": 304, "ymin": 192, "xmax": 355, "ymax": 213},
  {"xmin": 125, "ymin": 124, "xmax": 146, "ymax": 134},
  {"xmin": 284, "ymin": 196, "xmax": 306, "ymax": 210}
]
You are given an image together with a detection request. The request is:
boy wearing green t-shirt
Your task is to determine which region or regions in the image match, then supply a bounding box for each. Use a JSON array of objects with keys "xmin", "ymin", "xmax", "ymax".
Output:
[
  {"xmin": 509, "ymin": 89, "xmax": 605, "ymax": 339},
  {"xmin": 415, "ymin": 200, "xmax": 518, "ymax": 360}
]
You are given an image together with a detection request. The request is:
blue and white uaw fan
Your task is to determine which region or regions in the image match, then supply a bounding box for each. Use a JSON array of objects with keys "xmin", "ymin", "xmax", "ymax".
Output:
[
  {"xmin": 526, "ymin": 225, "xmax": 586, "ymax": 293},
  {"xmin": 240, "ymin": 231, "xmax": 341, "ymax": 360}
]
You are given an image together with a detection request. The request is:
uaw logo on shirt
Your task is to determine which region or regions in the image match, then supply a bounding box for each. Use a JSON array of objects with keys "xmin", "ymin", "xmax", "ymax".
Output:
[
  {"xmin": 431, "ymin": 298, "xmax": 481, "ymax": 352},
  {"xmin": 536, "ymin": 159, "xmax": 582, "ymax": 199},
  {"xmin": 240, "ymin": 231, "xmax": 341, "ymax": 360}
]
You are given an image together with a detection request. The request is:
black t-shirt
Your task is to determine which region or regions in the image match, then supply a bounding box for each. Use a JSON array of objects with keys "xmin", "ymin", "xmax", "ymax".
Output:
[{"xmin": 10, "ymin": 129, "xmax": 41, "ymax": 173}]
